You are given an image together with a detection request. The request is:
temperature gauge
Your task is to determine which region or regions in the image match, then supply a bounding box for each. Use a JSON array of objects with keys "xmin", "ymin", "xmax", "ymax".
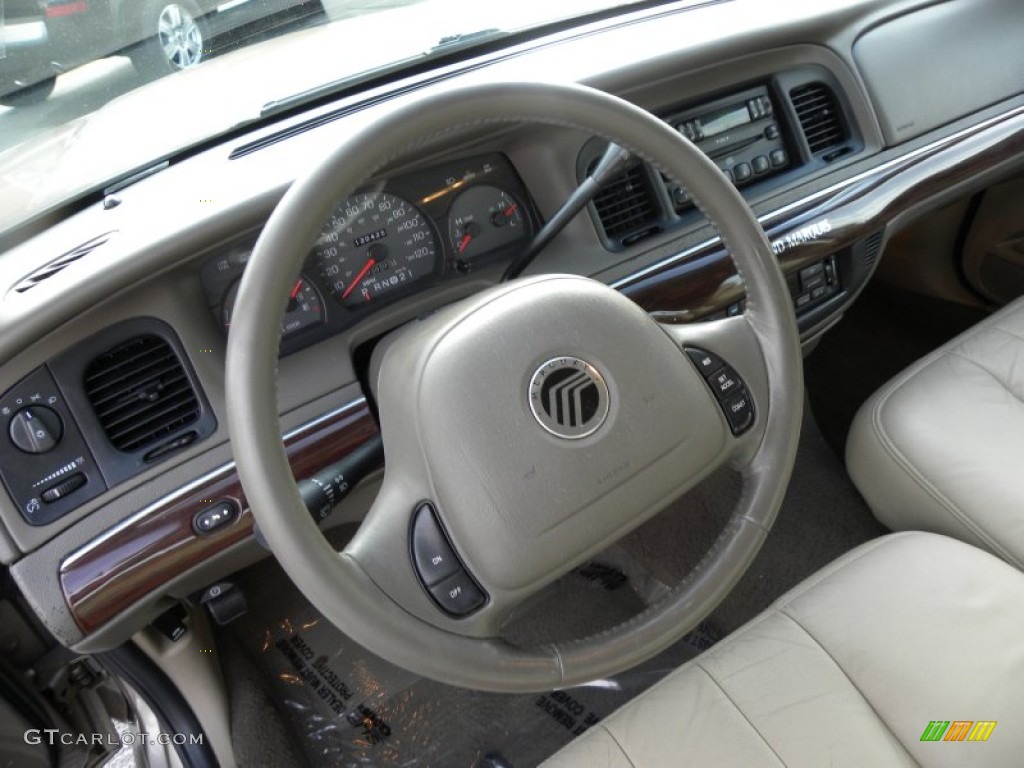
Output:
[{"xmin": 448, "ymin": 186, "xmax": 529, "ymax": 262}]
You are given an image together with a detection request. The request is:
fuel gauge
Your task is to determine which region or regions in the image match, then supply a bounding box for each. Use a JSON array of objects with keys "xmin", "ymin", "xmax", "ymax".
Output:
[
  {"xmin": 222, "ymin": 273, "xmax": 324, "ymax": 338},
  {"xmin": 448, "ymin": 186, "xmax": 529, "ymax": 262}
]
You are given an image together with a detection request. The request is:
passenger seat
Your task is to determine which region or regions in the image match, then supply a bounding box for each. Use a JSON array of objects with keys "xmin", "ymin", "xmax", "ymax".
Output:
[{"xmin": 846, "ymin": 295, "xmax": 1024, "ymax": 568}]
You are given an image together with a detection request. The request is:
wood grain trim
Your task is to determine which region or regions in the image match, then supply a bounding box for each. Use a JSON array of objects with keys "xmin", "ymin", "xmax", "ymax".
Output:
[
  {"xmin": 60, "ymin": 400, "xmax": 378, "ymax": 634},
  {"xmin": 621, "ymin": 108, "xmax": 1024, "ymax": 316}
]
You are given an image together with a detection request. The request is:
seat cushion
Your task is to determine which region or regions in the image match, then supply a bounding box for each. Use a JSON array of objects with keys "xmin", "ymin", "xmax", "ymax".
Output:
[
  {"xmin": 542, "ymin": 532, "xmax": 1024, "ymax": 768},
  {"xmin": 846, "ymin": 296, "xmax": 1024, "ymax": 568}
]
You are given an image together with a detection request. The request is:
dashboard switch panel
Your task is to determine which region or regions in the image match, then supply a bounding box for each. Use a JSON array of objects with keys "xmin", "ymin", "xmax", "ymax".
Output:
[
  {"xmin": 410, "ymin": 502, "xmax": 486, "ymax": 616},
  {"xmin": 788, "ymin": 254, "xmax": 841, "ymax": 315},
  {"xmin": 0, "ymin": 367, "xmax": 106, "ymax": 526}
]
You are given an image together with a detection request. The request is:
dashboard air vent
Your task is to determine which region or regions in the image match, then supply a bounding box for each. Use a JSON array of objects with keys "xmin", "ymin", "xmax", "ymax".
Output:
[
  {"xmin": 12, "ymin": 232, "xmax": 115, "ymax": 294},
  {"xmin": 593, "ymin": 165, "xmax": 659, "ymax": 244},
  {"xmin": 83, "ymin": 335, "xmax": 200, "ymax": 453},
  {"xmin": 860, "ymin": 231, "xmax": 884, "ymax": 270},
  {"xmin": 790, "ymin": 83, "xmax": 845, "ymax": 154}
]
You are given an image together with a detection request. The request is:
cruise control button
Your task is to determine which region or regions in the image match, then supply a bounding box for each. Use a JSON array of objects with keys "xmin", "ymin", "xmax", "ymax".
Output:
[
  {"xmin": 685, "ymin": 348, "xmax": 726, "ymax": 378},
  {"xmin": 723, "ymin": 389, "xmax": 755, "ymax": 434},
  {"xmin": 709, "ymin": 366, "xmax": 741, "ymax": 399},
  {"xmin": 430, "ymin": 571, "xmax": 485, "ymax": 616},
  {"xmin": 411, "ymin": 503, "xmax": 460, "ymax": 586}
]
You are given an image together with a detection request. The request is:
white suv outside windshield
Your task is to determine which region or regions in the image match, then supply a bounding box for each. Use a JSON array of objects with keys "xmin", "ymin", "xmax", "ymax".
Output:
[{"xmin": 0, "ymin": 0, "xmax": 677, "ymax": 237}]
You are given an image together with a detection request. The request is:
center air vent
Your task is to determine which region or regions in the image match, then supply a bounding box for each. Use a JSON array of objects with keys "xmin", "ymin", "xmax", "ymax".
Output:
[
  {"xmin": 592, "ymin": 165, "xmax": 659, "ymax": 246},
  {"xmin": 83, "ymin": 335, "xmax": 200, "ymax": 453},
  {"xmin": 790, "ymin": 83, "xmax": 845, "ymax": 155}
]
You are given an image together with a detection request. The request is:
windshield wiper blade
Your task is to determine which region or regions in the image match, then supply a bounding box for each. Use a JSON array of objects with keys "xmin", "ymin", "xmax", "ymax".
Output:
[
  {"xmin": 430, "ymin": 28, "xmax": 505, "ymax": 52},
  {"xmin": 262, "ymin": 28, "xmax": 510, "ymax": 118}
]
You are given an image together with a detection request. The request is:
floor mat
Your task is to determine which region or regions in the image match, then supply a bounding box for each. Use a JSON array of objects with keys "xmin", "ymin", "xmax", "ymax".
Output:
[
  {"xmin": 616, "ymin": 405, "xmax": 886, "ymax": 636},
  {"xmin": 224, "ymin": 546, "xmax": 711, "ymax": 768}
]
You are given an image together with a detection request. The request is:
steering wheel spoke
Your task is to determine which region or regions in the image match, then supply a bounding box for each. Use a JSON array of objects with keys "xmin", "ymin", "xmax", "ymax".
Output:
[{"xmin": 340, "ymin": 477, "xmax": 514, "ymax": 638}]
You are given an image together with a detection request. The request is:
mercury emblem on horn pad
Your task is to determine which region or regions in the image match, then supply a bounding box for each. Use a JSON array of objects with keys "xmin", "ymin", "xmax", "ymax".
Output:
[{"xmin": 528, "ymin": 357, "xmax": 610, "ymax": 439}]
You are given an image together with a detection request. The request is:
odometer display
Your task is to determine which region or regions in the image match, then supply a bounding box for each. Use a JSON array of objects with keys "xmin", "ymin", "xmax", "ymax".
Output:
[{"xmin": 312, "ymin": 192, "xmax": 439, "ymax": 308}]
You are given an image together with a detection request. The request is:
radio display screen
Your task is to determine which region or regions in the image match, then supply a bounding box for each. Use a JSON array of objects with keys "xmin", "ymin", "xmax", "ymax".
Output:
[{"xmin": 699, "ymin": 104, "xmax": 751, "ymax": 138}]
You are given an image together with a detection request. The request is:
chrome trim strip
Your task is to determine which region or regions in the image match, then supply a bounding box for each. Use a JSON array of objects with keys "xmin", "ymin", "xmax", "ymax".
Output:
[
  {"xmin": 216, "ymin": 0, "xmax": 250, "ymax": 12},
  {"xmin": 60, "ymin": 396, "xmax": 368, "ymax": 571},
  {"xmin": 611, "ymin": 105, "xmax": 1024, "ymax": 289}
]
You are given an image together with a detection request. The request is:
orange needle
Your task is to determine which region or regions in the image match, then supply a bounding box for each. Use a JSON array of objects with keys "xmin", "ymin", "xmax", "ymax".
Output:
[
  {"xmin": 342, "ymin": 258, "xmax": 375, "ymax": 299},
  {"xmin": 289, "ymin": 279, "xmax": 303, "ymax": 299}
]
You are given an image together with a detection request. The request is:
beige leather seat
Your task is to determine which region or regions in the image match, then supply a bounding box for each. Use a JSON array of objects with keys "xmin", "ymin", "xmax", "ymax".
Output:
[
  {"xmin": 543, "ymin": 532, "xmax": 1024, "ymax": 767},
  {"xmin": 846, "ymin": 296, "xmax": 1024, "ymax": 568}
]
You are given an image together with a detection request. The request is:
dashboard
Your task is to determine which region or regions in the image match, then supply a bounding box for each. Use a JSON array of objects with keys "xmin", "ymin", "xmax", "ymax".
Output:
[{"xmin": 0, "ymin": 0, "xmax": 1022, "ymax": 653}]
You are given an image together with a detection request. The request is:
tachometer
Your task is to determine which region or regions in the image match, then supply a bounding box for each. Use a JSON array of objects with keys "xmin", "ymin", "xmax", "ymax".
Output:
[{"xmin": 313, "ymin": 192, "xmax": 439, "ymax": 308}]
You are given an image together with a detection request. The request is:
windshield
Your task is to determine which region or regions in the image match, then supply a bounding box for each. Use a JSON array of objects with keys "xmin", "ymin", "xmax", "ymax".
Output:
[{"xmin": 0, "ymin": 0, "xmax": 672, "ymax": 238}]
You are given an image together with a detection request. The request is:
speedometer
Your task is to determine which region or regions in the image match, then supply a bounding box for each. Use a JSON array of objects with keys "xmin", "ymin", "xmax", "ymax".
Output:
[{"xmin": 312, "ymin": 192, "xmax": 439, "ymax": 308}]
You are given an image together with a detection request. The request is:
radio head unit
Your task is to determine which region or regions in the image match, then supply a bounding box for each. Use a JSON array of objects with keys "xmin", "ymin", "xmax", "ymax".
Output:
[{"xmin": 665, "ymin": 84, "xmax": 790, "ymax": 209}]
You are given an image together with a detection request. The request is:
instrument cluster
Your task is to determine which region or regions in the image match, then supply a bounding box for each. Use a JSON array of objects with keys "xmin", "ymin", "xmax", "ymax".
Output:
[{"xmin": 200, "ymin": 153, "xmax": 536, "ymax": 353}]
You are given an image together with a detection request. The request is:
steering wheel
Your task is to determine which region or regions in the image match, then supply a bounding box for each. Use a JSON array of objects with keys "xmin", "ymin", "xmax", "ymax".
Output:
[{"xmin": 225, "ymin": 81, "xmax": 802, "ymax": 693}]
